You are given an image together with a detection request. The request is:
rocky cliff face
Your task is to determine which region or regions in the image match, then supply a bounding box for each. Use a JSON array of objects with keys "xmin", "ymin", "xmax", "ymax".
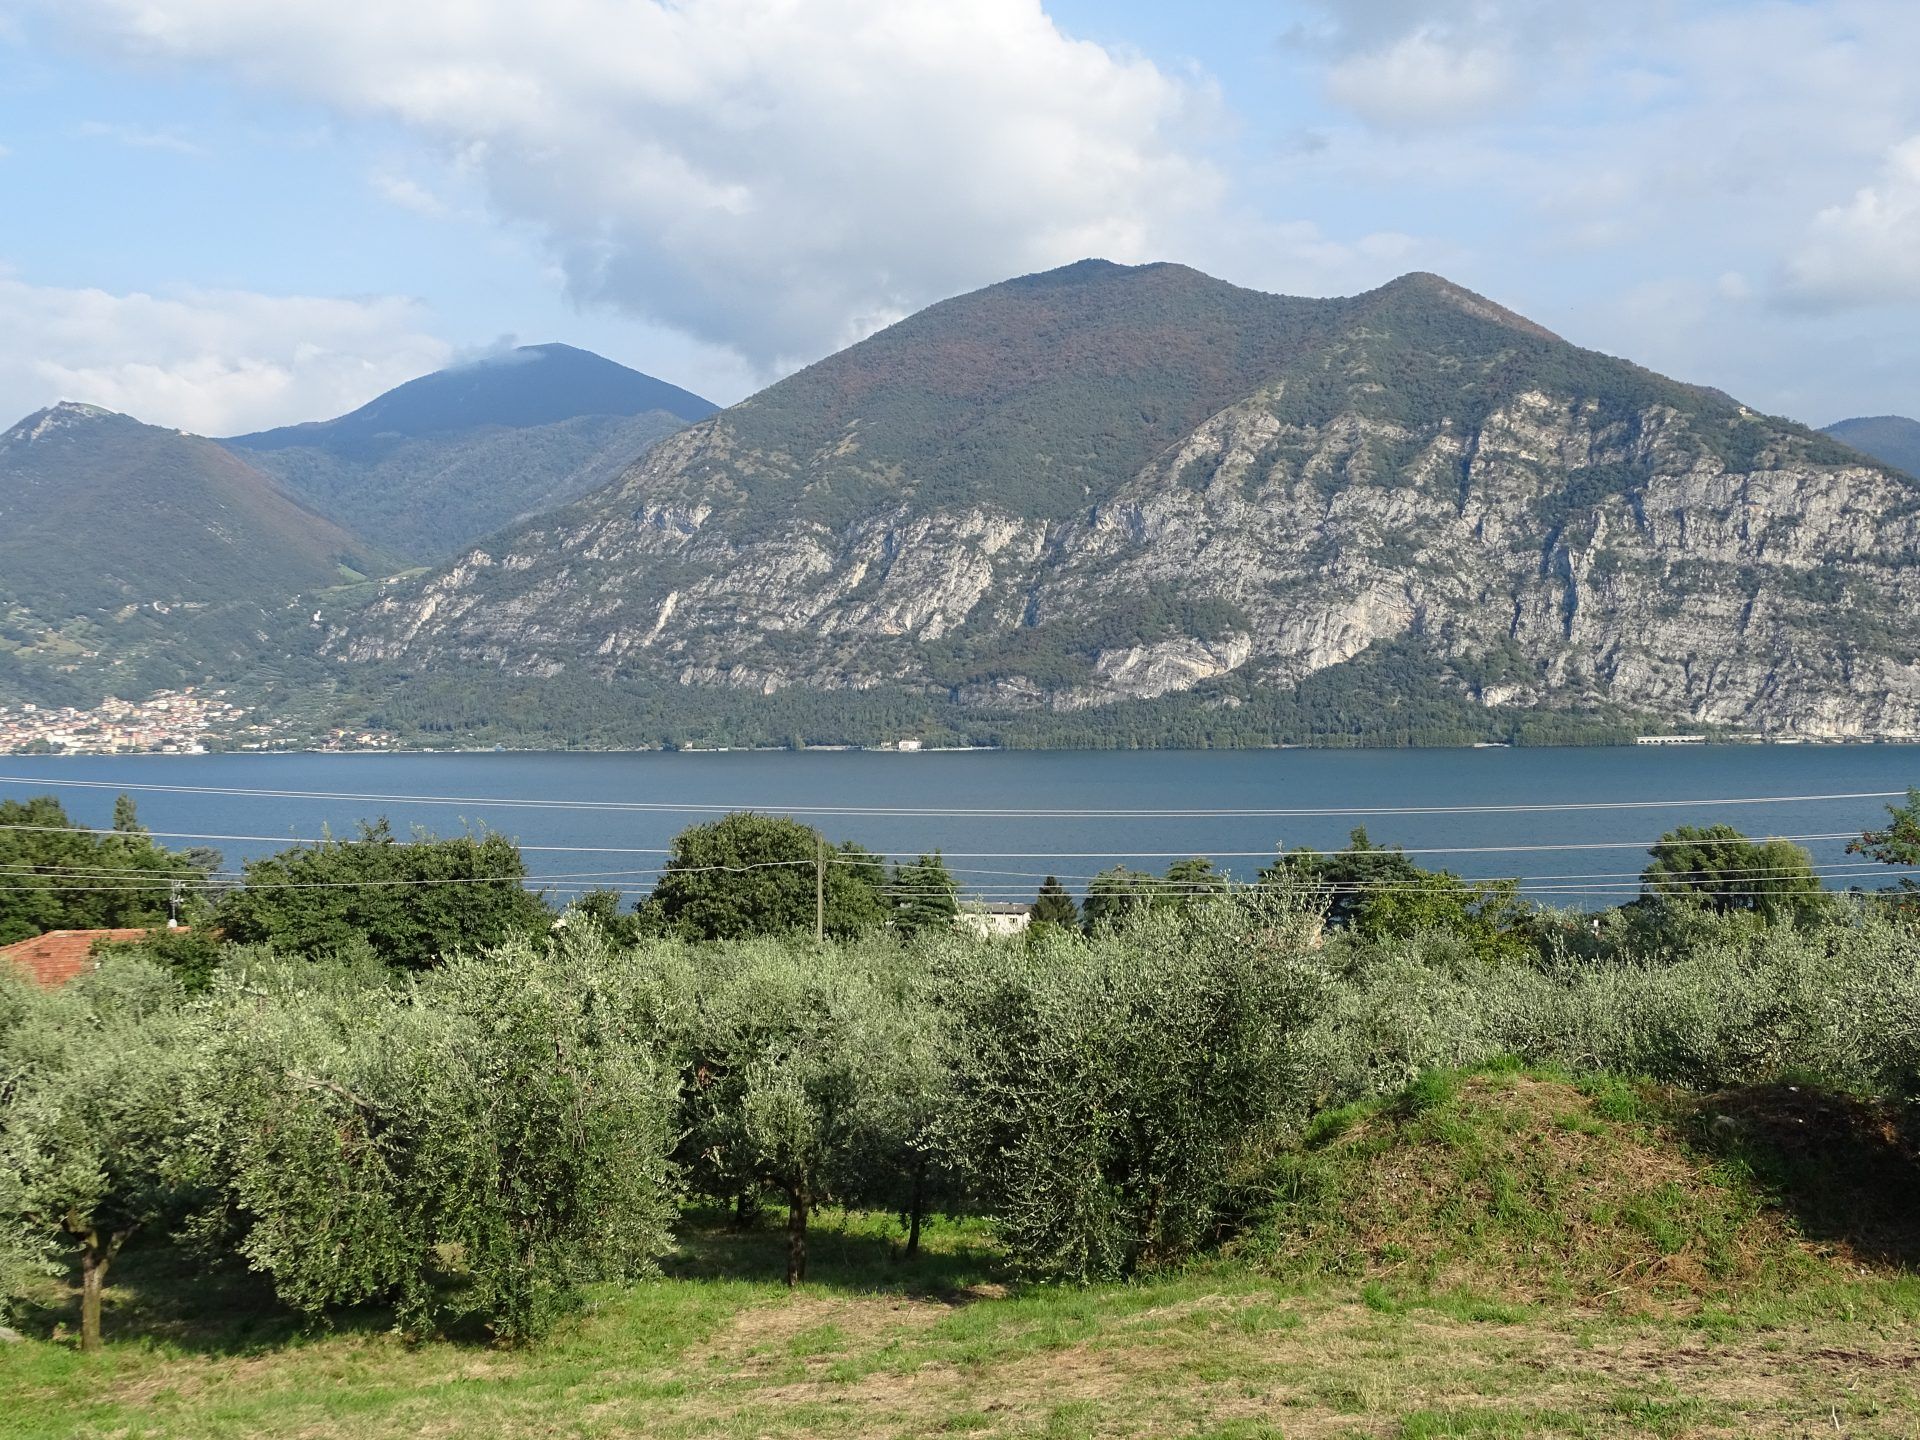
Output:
[{"xmin": 330, "ymin": 263, "xmax": 1920, "ymax": 740}]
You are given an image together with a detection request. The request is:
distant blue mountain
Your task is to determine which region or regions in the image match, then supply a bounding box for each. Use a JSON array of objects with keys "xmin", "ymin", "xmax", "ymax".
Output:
[
  {"xmin": 1822, "ymin": 415, "xmax": 1920, "ymax": 479},
  {"xmin": 229, "ymin": 343, "xmax": 716, "ymax": 457},
  {"xmin": 222, "ymin": 344, "xmax": 718, "ymax": 560}
]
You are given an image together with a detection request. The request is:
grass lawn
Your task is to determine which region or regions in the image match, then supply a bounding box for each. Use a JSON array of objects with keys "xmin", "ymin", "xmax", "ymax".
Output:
[{"xmin": 8, "ymin": 1206, "xmax": 1920, "ymax": 1440}]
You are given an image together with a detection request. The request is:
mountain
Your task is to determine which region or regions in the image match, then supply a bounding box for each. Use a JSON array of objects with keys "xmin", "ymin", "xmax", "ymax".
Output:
[
  {"xmin": 225, "ymin": 345, "xmax": 718, "ymax": 561},
  {"xmin": 1823, "ymin": 415, "xmax": 1920, "ymax": 478},
  {"xmin": 325, "ymin": 261, "xmax": 1920, "ymax": 745},
  {"xmin": 0, "ymin": 403, "xmax": 380, "ymax": 704}
]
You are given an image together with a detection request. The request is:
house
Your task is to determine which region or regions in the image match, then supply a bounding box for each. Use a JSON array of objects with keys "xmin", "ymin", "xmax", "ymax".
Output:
[
  {"xmin": 954, "ymin": 902, "xmax": 1031, "ymax": 939},
  {"xmin": 1, "ymin": 929, "xmax": 162, "ymax": 987}
]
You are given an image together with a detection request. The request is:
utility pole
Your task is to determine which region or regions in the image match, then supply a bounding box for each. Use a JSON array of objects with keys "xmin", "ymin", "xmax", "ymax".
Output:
[
  {"xmin": 815, "ymin": 835, "xmax": 826, "ymax": 943},
  {"xmin": 167, "ymin": 877, "xmax": 183, "ymax": 930}
]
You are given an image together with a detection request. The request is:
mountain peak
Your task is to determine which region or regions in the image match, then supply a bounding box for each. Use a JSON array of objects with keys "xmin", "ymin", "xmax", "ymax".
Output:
[
  {"xmin": 1362, "ymin": 272, "xmax": 1562, "ymax": 342},
  {"xmin": 226, "ymin": 345, "xmax": 716, "ymax": 456},
  {"xmin": 46, "ymin": 400, "xmax": 119, "ymax": 420},
  {"xmin": 4, "ymin": 401, "xmax": 132, "ymax": 446}
]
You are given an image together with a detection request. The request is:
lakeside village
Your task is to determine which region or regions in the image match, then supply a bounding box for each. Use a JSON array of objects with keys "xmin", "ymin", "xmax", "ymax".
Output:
[
  {"xmin": 1, "ymin": 692, "xmax": 1898, "ymax": 757},
  {"xmin": 0, "ymin": 689, "xmax": 398, "ymax": 756},
  {"xmin": 0, "ymin": 690, "xmax": 947, "ymax": 756}
]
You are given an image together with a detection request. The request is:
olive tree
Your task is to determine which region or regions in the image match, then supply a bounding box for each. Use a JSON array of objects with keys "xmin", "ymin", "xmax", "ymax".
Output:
[
  {"xmin": 843, "ymin": 971, "xmax": 954, "ymax": 1259},
  {"xmin": 188, "ymin": 930, "xmax": 681, "ymax": 1341},
  {"xmin": 937, "ymin": 896, "xmax": 1325, "ymax": 1281},
  {"xmin": 0, "ymin": 961, "xmax": 192, "ymax": 1350},
  {"xmin": 682, "ymin": 941, "xmax": 938, "ymax": 1284}
]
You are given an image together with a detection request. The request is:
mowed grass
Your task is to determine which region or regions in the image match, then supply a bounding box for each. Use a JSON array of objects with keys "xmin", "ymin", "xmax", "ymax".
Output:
[
  {"xmin": 13, "ymin": 1072, "xmax": 1920, "ymax": 1439},
  {"xmin": 12, "ymin": 1216, "xmax": 1920, "ymax": 1439}
]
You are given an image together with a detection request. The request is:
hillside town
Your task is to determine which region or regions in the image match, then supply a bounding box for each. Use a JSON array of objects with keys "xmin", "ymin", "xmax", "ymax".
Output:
[{"xmin": 0, "ymin": 688, "xmax": 260, "ymax": 754}]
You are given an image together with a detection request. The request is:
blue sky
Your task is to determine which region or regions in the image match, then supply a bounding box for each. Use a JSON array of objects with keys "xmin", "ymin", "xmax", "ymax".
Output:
[{"xmin": 1, "ymin": 0, "xmax": 1916, "ymax": 433}]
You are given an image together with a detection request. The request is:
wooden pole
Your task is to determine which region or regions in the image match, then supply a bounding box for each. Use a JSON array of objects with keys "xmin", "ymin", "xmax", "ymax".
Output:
[{"xmin": 815, "ymin": 835, "xmax": 825, "ymax": 942}]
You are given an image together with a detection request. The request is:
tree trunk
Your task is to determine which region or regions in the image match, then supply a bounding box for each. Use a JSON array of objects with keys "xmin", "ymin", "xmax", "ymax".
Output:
[
  {"xmin": 78, "ymin": 1230, "xmax": 127, "ymax": 1353},
  {"xmin": 905, "ymin": 1157, "xmax": 926, "ymax": 1260},
  {"xmin": 785, "ymin": 1183, "xmax": 809, "ymax": 1288}
]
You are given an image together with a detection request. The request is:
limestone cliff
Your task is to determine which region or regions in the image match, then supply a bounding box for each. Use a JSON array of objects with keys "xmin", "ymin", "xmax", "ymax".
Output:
[{"xmin": 330, "ymin": 262, "xmax": 1920, "ymax": 740}]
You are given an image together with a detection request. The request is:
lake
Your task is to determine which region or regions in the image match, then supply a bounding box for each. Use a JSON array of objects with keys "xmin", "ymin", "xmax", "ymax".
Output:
[{"xmin": 2, "ymin": 745, "xmax": 1917, "ymax": 906}]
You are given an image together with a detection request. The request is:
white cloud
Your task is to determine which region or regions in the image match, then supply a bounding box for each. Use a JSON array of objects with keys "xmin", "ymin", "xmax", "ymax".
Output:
[
  {"xmin": 33, "ymin": 0, "xmax": 1406, "ymax": 370},
  {"xmin": 1779, "ymin": 135, "xmax": 1920, "ymax": 309},
  {"xmin": 1323, "ymin": 29, "xmax": 1520, "ymax": 130},
  {"xmin": 0, "ymin": 274, "xmax": 450, "ymax": 434},
  {"xmin": 75, "ymin": 119, "xmax": 204, "ymax": 155},
  {"xmin": 369, "ymin": 167, "xmax": 454, "ymax": 220},
  {"xmin": 1716, "ymin": 271, "xmax": 1754, "ymax": 303},
  {"xmin": 1288, "ymin": 0, "xmax": 1608, "ymax": 130}
]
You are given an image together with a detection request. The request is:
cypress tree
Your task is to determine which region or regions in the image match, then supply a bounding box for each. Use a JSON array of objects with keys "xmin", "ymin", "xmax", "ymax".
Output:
[
  {"xmin": 1030, "ymin": 875, "xmax": 1078, "ymax": 927},
  {"xmin": 891, "ymin": 852, "xmax": 959, "ymax": 936}
]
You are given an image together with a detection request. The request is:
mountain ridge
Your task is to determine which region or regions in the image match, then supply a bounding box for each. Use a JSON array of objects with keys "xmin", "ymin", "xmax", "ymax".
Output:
[
  {"xmin": 1823, "ymin": 414, "xmax": 1920, "ymax": 478},
  {"xmin": 0, "ymin": 402, "xmax": 379, "ymax": 704},
  {"xmin": 323, "ymin": 259, "xmax": 1920, "ymax": 744}
]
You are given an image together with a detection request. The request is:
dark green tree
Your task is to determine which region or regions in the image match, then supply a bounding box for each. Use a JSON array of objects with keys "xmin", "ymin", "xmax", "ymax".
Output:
[
  {"xmin": 1259, "ymin": 826, "xmax": 1426, "ymax": 928},
  {"xmin": 214, "ymin": 820, "xmax": 552, "ymax": 968},
  {"xmin": 1161, "ymin": 856, "xmax": 1228, "ymax": 910},
  {"xmin": 1850, "ymin": 788, "xmax": 1920, "ymax": 903},
  {"xmin": 1641, "ymin": 825, "xmax": 1827, "ymax": 924},
  {"xmin": 1080, "ymin": 866, "xmax": 1162, "ymax": 930},
  {"xmin": 0, "ymin": 795, "xmax": 210, "ymax": 945},
  {"xmin": 111, "ymin": 794, "xmax": 144, "ymax": 837},
  {"xmin": 1030, "ymin": 876, "xmax": 1079, "ymax": 928},
  {"xmin": 890, "ymin": 853, "xmax": 958, "ymax": 936},
  {"xmin": 645, "ymin": 812, "xmax": 888, "ymax": 940}
]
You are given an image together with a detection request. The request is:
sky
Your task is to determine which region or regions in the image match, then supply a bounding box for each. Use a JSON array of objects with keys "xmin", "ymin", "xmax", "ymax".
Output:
[{"xmin": 0, "ymin": 0, "xmax": 1916, "ymax": 434}]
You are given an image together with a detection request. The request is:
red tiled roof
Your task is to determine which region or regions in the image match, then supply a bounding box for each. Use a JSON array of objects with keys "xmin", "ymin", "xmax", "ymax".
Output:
[{"xmin": 1, "ymin": 929, "xmax": 156, "ymax": 987}]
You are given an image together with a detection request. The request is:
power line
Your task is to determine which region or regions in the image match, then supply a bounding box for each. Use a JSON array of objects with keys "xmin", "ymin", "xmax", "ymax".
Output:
[
  {"xmin": 1, "ymin": 855, "xmax": 1903, "ymax": 887},
  {"xmin": 0, "ymin": 773, "xmax": 1909, "ymax": 819},
  {"xmin": 3, "ymin": 864, "xmax": 1912, "ymax": 899},
  {"xmin": 0, "ymin": 819, "xmax": 1882, "ymax": 862}
]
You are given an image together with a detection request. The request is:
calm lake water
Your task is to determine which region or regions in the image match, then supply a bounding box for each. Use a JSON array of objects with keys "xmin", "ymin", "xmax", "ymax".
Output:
[{"xmin": 2, "ymin": 746, "xmax": 1917, "ymax": 906}]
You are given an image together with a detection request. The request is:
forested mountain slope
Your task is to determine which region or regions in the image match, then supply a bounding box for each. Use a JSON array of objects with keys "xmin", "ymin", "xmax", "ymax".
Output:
[
  {"xmin": 1823, "ymin": 415, "xmax": 1920, "ymax": 479},
  {"xmin": 227, "ymin": 344, "xmax": 717, "ymax": 560},
  {"xmin": 0, "ymin": 404, "xmax": 378, "ymax": 703},
  {"xmin": 328, "ymin": 261, "xmax": 1920, "ymax": 741}
]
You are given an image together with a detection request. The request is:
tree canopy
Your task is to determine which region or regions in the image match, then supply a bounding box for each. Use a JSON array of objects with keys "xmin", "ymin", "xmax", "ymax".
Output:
[
  {"xmin": 213, "ymin": 820, "xmax": 551, "ymax": 968},
  {"xmin": 0, "ymin": 796, "xmax": 217, "ymax": 945},
  {"xmin": 1640, "ymin": 825, "xmax": 1827, "ymax": 924},
  {"xmin": 643, "ymin": 812, "xmax": 888, "ymax": 940},
  {"xmin": 889, "ymin": 853, "xmax": 959, "ymax": 937},
  {"xmin": 1850, "ymin": 789, "xmax": 1920, "ymax": 901}
]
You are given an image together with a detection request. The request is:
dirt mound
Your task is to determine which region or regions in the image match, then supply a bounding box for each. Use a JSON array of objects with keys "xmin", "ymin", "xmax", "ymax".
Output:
[{"xmin": 1243, "ymin": 1068, "xmax": 1919, "ymax": 1306}]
